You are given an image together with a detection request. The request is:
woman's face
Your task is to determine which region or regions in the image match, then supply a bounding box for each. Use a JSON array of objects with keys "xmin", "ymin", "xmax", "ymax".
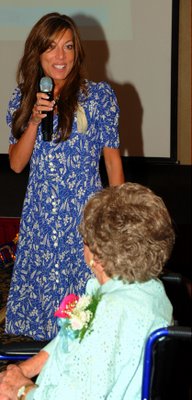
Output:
[{"xmin": 40, "ymin": 28, "xmax": 75, "ymax": 86}]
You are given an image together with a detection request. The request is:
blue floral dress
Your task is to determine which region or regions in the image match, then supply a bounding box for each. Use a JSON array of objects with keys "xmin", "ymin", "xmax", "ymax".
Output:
[{"xmin": 5, "ymin": 80, "xmax": 120, "ymax": 340}]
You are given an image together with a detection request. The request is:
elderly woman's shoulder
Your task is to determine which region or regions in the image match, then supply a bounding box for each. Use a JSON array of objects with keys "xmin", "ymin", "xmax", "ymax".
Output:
[
  {"xmin": 86, "ymin": 277, "xmax": 101, "ymax": 295},
  {"xmin": 100, "ymin": 279, "xmax": 166, "ymax": 308}
]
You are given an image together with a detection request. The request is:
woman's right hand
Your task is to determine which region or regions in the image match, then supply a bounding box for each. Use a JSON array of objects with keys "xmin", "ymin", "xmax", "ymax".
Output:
[
  {"xmin": 9, "ymin": 93, "xmax": 54, "ymax": 173},
  {"xmin": 0, "ymin": 364, "xmax": 33, "ymax": 400},
  {"xmin": 29, "ymin": 92, "xmax": 55, "ymax": 126}
]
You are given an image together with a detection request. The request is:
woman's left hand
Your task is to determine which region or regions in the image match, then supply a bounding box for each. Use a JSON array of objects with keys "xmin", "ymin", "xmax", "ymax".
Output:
[{"xmin": 0, "ymin": 364, "xmax": 33, "ymax": 400}]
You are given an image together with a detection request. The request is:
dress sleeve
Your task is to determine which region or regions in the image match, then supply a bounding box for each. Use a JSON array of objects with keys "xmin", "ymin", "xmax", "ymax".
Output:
[
  {"xmin": 96, "ymin": 82, "xmax": 120, "ymax": 148},
  {"xmin": 6, "ymin": 87, "xmax": 22, "ymax": 145}
]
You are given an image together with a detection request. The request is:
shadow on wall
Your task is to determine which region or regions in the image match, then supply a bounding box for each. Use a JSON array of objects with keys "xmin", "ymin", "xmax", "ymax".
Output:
[{"xmin": 72, "ymin": 14, "xmax": 144, "ymax": 157}]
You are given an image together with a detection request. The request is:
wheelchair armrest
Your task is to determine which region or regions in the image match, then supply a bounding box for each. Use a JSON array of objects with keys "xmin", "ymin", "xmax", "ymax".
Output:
[{"xmin": 0, "ymin": 340, "xmax": 49, "ymax": 355}]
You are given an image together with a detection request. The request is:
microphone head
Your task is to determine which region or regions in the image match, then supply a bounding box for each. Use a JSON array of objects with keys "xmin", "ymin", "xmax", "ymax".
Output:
[{"xmin": 40, "ymin": 76, "xmax": 53, "ymax": 92}]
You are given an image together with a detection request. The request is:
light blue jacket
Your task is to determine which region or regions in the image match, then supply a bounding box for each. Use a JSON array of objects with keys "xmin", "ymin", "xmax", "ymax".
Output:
[{"xmin": 27, "ymin": 277, "xmax": 173, "ymax": 400}]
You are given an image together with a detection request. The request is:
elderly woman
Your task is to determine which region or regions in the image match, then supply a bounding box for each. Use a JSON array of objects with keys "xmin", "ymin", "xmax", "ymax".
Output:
[{"xmin": 0, "ymin": 182, "xmax": 175, "ymax": 400}]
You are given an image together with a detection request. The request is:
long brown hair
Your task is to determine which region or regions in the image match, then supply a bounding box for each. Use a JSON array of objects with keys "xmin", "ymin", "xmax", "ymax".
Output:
[{"xmin": 13, "ymin": 12, "xmax": 86, "ymax": 140}]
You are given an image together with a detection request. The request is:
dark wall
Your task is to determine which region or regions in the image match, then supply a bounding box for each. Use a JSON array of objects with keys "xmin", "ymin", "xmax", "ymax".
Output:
[
  {"xmin": 0, "ymin": 154, "xmax": 29, "ymax": 217},
  {"xmin": 0, "ymin": 154, "xmax": 191, "ymax": 280}
]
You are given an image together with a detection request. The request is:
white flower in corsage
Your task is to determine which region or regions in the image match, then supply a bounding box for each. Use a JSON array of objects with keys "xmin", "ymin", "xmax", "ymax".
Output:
[{"xmin": 54, "ymin": 292, "xmax": 102, "ymax": 342}]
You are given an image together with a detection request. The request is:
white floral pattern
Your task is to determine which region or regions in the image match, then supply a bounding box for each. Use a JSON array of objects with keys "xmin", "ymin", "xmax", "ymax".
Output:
[{"xmin": 5, "ymin": 80, "xmax": 120, "ymax": 340}]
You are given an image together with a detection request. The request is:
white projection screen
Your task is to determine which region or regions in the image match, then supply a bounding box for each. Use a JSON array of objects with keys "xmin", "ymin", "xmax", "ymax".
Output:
[{"xmin": 0, "ymin": 0, "xmax": 179, "ymax": 160}]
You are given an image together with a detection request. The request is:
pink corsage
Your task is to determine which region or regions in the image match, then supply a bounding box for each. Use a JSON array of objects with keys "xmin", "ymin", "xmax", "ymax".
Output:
[
  {"xmin": 54, "ymin": 291, "xmax": 102, "ymax": 342},
  {"xmin": 54, "ymin": 294, "xmax": 79, "ymax": 318}
]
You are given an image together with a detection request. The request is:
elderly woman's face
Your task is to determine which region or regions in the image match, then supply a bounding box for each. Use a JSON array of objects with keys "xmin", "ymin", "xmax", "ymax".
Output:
[{"xmin": 40, "ymin": 28, "xmax": 75, "ymax": 86}]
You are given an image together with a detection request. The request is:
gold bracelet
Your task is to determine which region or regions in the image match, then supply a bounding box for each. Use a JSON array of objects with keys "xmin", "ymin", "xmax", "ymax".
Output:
[
  {"xmin": 17, "ymin": 383, "xmax": 38, "ymax": 400},
  {"xmin": 29, "ymin": 116, "xmax": 41, "ymax": 126}
]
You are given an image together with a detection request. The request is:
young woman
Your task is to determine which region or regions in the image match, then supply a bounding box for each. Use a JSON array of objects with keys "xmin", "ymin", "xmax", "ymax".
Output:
[{"xmin": 5, "ymin": 13, "xmax": 124, "ymax": 340}]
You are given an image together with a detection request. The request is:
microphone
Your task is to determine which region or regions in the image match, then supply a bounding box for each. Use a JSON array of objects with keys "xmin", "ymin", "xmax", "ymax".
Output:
[{"xmin": 39, "ymin": 77, "xmax": 54, "ymax": 141}]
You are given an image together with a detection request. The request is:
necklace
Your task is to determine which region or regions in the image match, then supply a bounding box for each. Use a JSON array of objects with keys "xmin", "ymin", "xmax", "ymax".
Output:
[
  {"xmin": 54, "ymin": 95, "xmax": 60, "ymax": 114},
  {"xmin": 54, "ymin": 94, "xmax": 60, "ymax": 104}
]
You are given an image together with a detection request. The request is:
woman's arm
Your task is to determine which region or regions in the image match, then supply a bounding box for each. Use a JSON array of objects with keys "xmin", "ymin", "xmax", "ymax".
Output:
[
  {"xmin": 103, "ymin": 147, "xmax": 125, "ymax": 186},
  {"xmin": 19, "ymin": 350, "xmax": 49, "ymax": 379},
  {"xmin": 9, "ymin": 122, "xmax": 38, "ymax": 173},
  {"xmin": 9, "ymin": 92, "xmax": 54, "ymax": 173}
]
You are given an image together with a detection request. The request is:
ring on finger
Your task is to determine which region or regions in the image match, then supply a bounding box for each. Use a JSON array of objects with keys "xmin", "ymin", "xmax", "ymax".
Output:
[{"xmin": 38, "ymin": 110, "xmax": 42, "ymax": 114}]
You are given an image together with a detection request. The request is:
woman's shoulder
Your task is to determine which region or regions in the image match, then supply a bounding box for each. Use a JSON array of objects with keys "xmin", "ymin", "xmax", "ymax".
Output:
[
  {"xmin": 8, "ymin": 86, "xmax": 22, "ymax": 106},
  {"xmin": 6, "ymin": 86, "xmax": 22, "ymax": 124},
  {"xmin": 100, "ymin": 279, "xmax": 166, "ymax": 308},
  {"xmin": 85, "ymin": 278, "xmax": 101, "ymax": 295},
  {"xmin": 10, "ymin": 86, "xmax": 21, "ymax": 98},
  {"xmin": 98, "ymin": 279, "xmax": 171, "ymax": 324},
  {"xmin": 84, "ymin": 79, "xmax": 116, "ymax": 97}
]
